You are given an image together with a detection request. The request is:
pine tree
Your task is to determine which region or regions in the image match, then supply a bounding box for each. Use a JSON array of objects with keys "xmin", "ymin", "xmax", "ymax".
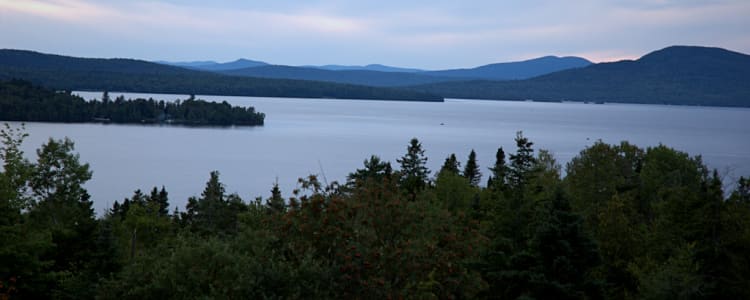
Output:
[
  {"xmin": 397, "ymin": 138, "xmax": 430, "ymax": 200},
  {"xmin": 528, "ymin": 189, "xmax": 603, "ymax": 299},
  {"xmin": 440, "ymin": 153, "xmax": 461, "ymax": 176},
  {"xmin": 731, "ymin": 176, "xmax": 750, "ymax": 203},
  {"xmin": 463, "ymin": 149, "xmax": 481, "ymax": 187},
  {"xmin": 147, "ymin": 186, "xmax": 169, "ymax": 216},
  {"xmin": 509, "ymin": 131, "xmax": 536, "ymax": 191},
  {"xmin": 489, "ymin": 147, "xmax": 508, "ymax": 190},
  {"xmin": 267, "ymin": 180, "xmax": 285, "ymax": 213},
  {"xmin": 347, "ymin": 155, "xmax": 393, "ymax": 186},
  {"xmin": 102, "ymin": 90, "xmax": 110, "ymax": 104},
  {"xmin": 183, "ymin": 171, "xmax": 245, "ymax": 236}
]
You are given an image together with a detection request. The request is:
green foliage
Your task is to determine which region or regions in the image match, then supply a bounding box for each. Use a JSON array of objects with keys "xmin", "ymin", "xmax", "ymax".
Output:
[
  {"xmin": 12, "ymin": 137, "xmax": 99, "ymax": 298},
  {"xmin": 280, "ymin": 175, "xmax": 487, "ymax": 298},
  {"xmin": 630, "ymin": 243, "xmax": 704, "ymax": 299},
  {"xmin": 0, "ymin": 50, "xmax": 443, "ymax": 102},
  {"xmin": 488, "ymin": 146, "xmax": 508, "ymax": 190},
  {"xmin": 397, "ymin": 138, "xmax": 430, "ymax": 201},
  {"xmin": 464, "ymin": 149, "xmax": 482, "ymax": 187},
  {"xmin": 509, "ymin": 131, "xmax": 536, "ymax": 192},
  {"xmin": 439, "ymin": 153, "xmax": 461, "ymax": 176},
  {"xmin": 347, "ymin": 155, "xmax": 393, "ymax": 187},
  {"xmin": 181, "ymin": 171, "xmax": 248, "ymax": 236},
  {"xmin": 410, "ymin": 46, "xmax": 750, "ymax": 107},
  {"xmin": 2, "ymin": 125, "xmax": 750, "ymax": 299},
  {"xmin": 0, "ymin": 80, "xmax": 265, "ymax": 126},
  {"xmin": 0, "ymin": 124, "xmax": 31, "ymax": 210},
  {"xmin": 266, "ymin": 181, "xmax": 286, "ymax": 214},
  {"xmin": 434, "ymin": 170, "xmax": 474, "ymax": 212},
  {"xmin": 29, "ymin": 138, "xmax": 92, "ymax": 205},
  {"xmin": 526, "ymin": 189, "xmax": 603, "ymax": 299}
]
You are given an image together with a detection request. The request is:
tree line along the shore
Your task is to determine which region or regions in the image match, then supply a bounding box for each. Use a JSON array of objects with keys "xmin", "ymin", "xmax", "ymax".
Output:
[{"xmin": 0, "ymin": 80, "xmax": 265, "ymax": 126}]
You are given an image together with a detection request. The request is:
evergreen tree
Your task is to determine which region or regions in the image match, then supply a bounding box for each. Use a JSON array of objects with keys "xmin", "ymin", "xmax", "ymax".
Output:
[
  {"xmin": 463, "ymin": 149, "xmax": 481, "ymax": 187},
  {"xmin": 267, "ymin": 181, "xmax": 285, "ymax": 213},
  {"xmin": 509, "ymin": 131, "xmax": 536, "ymax": 191},
  {"xmin": 101, "ymin": 90, "xmax": 110, "ymax": 104},
  {"xmin": 488, "ymin": 147, "xmax": 508, "ymax": 190},
  {"xmin": 528, "ymin": 189, "xmax": 603, "ymax": 299},
  {"xmin": 147, "ymin": 186, "xmax": 169, "ymax": 216},
  {"xmin": 439, "ymin": 153, "xmax": 461, "ymax": 176},
  {"xmin": 731, "ymin": 176, "xmax": 750, "ymax": 203},
  {"xmin": 183, "ymin": 171, "xmax": 246, "ymax": 236},
  {"xmin": 397, "ymin": 138, "xmax": 430, "ymax": 200},
  {"xmin": 347, "ymin": 155, "xmax": 393, "ymax": 186}
]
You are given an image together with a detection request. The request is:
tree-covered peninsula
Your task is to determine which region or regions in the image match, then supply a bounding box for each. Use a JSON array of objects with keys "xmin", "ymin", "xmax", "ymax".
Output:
[
  {"xmin": 0, "ymin": 80, "xmax": 265, "ymax": 126},
  {"xmin": 2, "ymin": 126, "xmax": 749, "ymax": 299}
]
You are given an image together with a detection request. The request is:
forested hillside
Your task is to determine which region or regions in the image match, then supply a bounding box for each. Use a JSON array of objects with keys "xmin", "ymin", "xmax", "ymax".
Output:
[
  {"xmin": 221, "ymin": 65, "xmax": 467, "ymax": 87},
  {"xmin": 0, "ymin": 80, "xmax": 265, "ymax": 126},
  {"xmin": 0, "ymin": 50, "xmax": 442, "ymax": 102},
  {"xmin": 422, "ymin": 55, "xmax": 592, "ymax": 80},
  {"xmin": 195, "ymin": 56, "xmax": 591, "ymax": 86},
  {"xmin": 411, "ymin": 46, "xmax": 750, "ymax": 107},
  {"xmin": 2, "ymin": 126, "xmax": 748, "ymax": 299}
]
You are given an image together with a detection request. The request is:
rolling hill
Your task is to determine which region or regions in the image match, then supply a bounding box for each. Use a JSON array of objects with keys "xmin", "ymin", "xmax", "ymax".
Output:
[
  {"xmin": 159, "ymin": 56, "xmax": 592, "ymax": 86},
  {"xmin": 410, "ymin": 46, "xmax": 750, "ymax": 107},
  {"xmin": 313, "ymin": 64, "xmax": 424, "ymax": 73},
  {"xmin": 423, "ymin": 56, "xmax": 592, "ymax": 80},
  {"xmin": 0, "ymin": 49, "xmax": 441, "ymax": 102},
  {"xmin": 221, "ymin": 65, "xmax": 467, "ymax": 87}
]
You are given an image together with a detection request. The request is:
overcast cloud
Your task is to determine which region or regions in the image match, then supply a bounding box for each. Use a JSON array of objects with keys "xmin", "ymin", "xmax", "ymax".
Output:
[{"xmin": 1, "ymin": 0, "xmax": 748, "ymax": 69}]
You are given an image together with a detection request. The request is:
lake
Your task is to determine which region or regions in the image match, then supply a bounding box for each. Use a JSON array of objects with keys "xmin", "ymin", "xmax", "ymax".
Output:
[{"xmin": 8, "ymin": 92, "xmax": 750, "ymax": 215}]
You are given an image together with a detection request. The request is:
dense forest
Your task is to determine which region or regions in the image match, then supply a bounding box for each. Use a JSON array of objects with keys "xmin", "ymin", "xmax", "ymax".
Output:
[
  {"xmin": 410, "ymin": 46, "xmax": 750, "ymax": 107},
  {"xmin": 218, "ymin": 56, "xmax": 590, "ymax": 87},
  {"xmin": 1, "ymin": 124, "xmax": 748, "ymax": 299},
  {"xmin": 0, "ymin": 80, "xmax": 265, "ymax": 126},
  {"xmin": 0, "ymin": 50, "xmax": 442, "ymax": 102},
  {"xmin": 221, "ymin": 65, "xmax": 466, "ymax": 87}
]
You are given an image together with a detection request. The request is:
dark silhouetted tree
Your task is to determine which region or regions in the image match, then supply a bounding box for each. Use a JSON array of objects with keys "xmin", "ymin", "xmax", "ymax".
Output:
[
  {"xmin": 509, "ymin": 131, "xmax": 536, "ymax": 191},
  {"xmin": 347, "ymin": 155, "xmax": 393, "ymax": 187},
  {"xmin": 440, "ymin": 153, "xmax": 461, "ymax": 176},
  {"xmin": 464, "ymin": 149, "xmax": 481, "ymax": 187},
  {"xmin": 488, "ymin": 147, "xmax": 508, "ymax": 190},
  {"xmin": 267, "ymin": 180, "xmax": 285, "ymax": 214},
  {"xmin": 397, "ymin": 138, "xmax": 429, "ymax": 200}
]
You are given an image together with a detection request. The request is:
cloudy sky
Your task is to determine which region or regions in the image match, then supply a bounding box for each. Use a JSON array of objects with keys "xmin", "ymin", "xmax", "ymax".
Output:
[{"xmin": 1, "ymin": 0, "xmax": 748, "ymax": 69}]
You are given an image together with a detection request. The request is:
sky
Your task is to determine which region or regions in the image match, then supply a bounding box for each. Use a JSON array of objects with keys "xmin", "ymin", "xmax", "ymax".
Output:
[{"xmin": 1, "ymin": 0, "xmax": 749, "ymax": 69}]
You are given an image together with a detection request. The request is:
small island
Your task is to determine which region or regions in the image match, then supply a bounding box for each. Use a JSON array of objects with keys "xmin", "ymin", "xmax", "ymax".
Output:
[{"xmin": 0, "ymin": 80, "xmax": 265, "ymax": 126}]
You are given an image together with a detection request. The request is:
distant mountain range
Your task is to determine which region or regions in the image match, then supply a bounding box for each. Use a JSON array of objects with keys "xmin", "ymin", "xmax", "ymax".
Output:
[
  {"xmin": 0, "ymin": 50, "xmax": 440, "ymax": 102},
  {"xmin": 156, "ymin": 56, "xmax": 592, "ymax": 86},
  {"xmin": 421, "ymin": 56, "xmax": 592, "ymax": 80},
  {"xmin": 220, "ymin": 65, "xmax": 468, "ymax": 87},
  {"xmin": 409, "ymin": 46, "xmax": 750, "ymax": 107},
  {"xmin": 161, "ymin": 59, "xmax": 269, "ymax": 71},
  {"xmin": 2, "ymin": 46, "xmax": 748, "ymax": 107},
  {"xmin": 313, "ymin": 64, "xmax": 424, "ymax": 73}
]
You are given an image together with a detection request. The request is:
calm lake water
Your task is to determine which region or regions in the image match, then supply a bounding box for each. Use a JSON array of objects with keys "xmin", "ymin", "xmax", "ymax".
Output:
[{"xmin": 8, "ymin": 92, "xmax": 750, "ymax": 214}]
